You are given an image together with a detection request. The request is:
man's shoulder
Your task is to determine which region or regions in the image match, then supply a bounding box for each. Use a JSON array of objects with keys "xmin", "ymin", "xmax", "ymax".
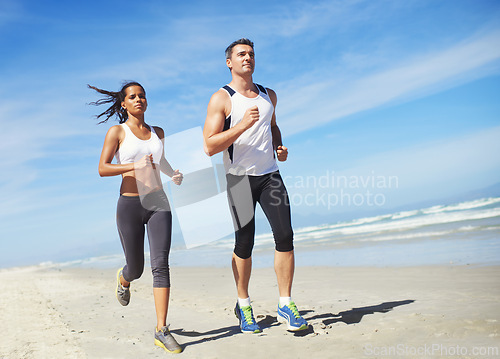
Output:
[
  {"xmin": 207, "ymin": 88, "xmax": 232, "ymax": 117},
  {"xmin": 255, "ymin": 84, "xmax": 276, "ymax": 97},
  {"xmin": 255, "ymin": 83, "xmax": 268, "ymax": 93},
  {"xmin": 210, "ymin": 87, "xmax": 231, "ymax": 104},
  {"xmin": 264, "ymin": 87, "xmax": 276, "ymax": 95},
  {"xmin": 263, "ymin": 87, "xmax": 277, "ymax": 104}
]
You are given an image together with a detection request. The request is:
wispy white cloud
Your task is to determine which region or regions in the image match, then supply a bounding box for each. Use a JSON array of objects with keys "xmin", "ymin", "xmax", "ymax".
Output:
[
  {"xmin": 0, "ymin": 90, "xmax": 100, "ymax": 219},
  {"xmin": 277, "ymin": 29, "xmax": 500, "ymax": 136},
  {"xmin": 84, "ymin": 0, "xmax": 380, "ymax": 87},
  {"xmin": 286, "ymin": 125, "xmax": 500, "ymax": 217},
  {"xmin": 326, "ymin": 126, "xmax": 500, "ymax": 207},
  {"xmin": 263, "ymin": 0, "xmax": 383, "ymax": 37}
]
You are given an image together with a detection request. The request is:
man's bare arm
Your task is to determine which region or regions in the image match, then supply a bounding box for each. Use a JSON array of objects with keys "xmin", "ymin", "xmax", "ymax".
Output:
[{"xmin": 203, "ymin": 89, "xmax": 259, "ymax": 156}]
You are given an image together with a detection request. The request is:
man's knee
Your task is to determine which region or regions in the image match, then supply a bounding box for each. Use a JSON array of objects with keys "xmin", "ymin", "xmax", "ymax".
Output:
[
  {"xmin": 274, "ymin": 229, "xmax": 294, "ymax": 252},
  {"xmin": 234, "ymin": 243, "xmax": 254, "ymax": 259},
  {"xmin": 234, "ymin": 230, "xmax": 254, "ymax": 259},
  {"xmin": 233, "ymin": 219, "xmax": 255, "ymax": 259}
]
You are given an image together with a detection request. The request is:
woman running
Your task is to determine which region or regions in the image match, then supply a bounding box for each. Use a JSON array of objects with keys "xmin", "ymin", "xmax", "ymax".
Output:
[{"xmin": 89, "ymin": 81, "xmax": 183, "ymax": 354}]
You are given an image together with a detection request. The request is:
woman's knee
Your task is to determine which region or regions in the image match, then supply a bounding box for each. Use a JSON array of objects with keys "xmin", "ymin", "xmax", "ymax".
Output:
[
  {"xmin": 123, "ymin": 265, "xmax": 144, "ymax": 282},
  {"xmin": 151, "ymin": 266, "xmax": 171, "ymax": 288}
]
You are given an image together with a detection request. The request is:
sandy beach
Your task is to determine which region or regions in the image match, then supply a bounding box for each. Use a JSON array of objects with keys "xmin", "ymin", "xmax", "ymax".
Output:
[{"xmin": 1, "ymin": 264, "xmax": 499, "ymax": 359}]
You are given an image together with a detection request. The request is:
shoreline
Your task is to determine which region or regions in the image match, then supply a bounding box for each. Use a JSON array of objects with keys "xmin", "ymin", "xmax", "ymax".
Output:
[
  {"xmin": 4, "ymin": 231, "xmax": 499, "ymax": 272},
  {"xmin": 1, "ymin": 265, "xmax": 499, "ymax": 358}
]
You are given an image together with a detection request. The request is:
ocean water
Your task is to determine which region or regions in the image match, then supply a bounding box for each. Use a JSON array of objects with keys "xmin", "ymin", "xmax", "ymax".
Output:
[
  {"xmin": 40, "ymin": 197, "xmax": 500, "ymax": 269},
  {"xmin": 198, "ymin": 196, "xmax": 500, "ymax": 267}
]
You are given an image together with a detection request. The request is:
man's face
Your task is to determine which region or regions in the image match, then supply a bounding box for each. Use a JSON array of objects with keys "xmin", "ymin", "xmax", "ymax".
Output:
[{"xmin": 227, "ymin": 44, "xmax": 255, "ymax": 74}]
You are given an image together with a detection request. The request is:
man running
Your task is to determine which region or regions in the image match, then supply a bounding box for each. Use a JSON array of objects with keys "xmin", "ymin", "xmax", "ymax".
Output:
[{"xmin": 203, "ymin": 38, "xmax": 308, "ymax": 333}]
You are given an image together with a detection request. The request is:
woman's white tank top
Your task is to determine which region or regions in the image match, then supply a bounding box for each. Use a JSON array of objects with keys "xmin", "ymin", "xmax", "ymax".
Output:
[{"xmin": 114, "ymin": 123, "xmax": 163, "ymax": 165}]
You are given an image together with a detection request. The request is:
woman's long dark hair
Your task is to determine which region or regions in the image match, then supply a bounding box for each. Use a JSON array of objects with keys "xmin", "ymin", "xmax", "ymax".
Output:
[{"xmin": 88, "ymin": 81, "xmax": 146, "ymax": 124}]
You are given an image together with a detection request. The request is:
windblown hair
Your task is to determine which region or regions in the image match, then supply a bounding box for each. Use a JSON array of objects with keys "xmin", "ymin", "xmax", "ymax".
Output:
[
  {"xmin": 225, "ymin": 38, "xmax": 254, "ymax": 59},
  {"xmin": 87, "ymin": 81, "xmax": 146, "ymax": 124}
]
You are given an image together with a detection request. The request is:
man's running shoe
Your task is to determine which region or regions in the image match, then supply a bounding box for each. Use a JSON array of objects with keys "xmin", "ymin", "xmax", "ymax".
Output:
[
  {"xmin": 155, "ymin": 325, "xmax": 182, "ymax": 354},
  {"xmin": 277, "ymin": 301, "xmax": 308, "ymax": 331},
  {"xmin": 115, "ymin": 267, "xmax": 130, "ymax": 306},
  {"xmin": 234, "ymin": 302, "xmax": 261, "ymax": 333}
]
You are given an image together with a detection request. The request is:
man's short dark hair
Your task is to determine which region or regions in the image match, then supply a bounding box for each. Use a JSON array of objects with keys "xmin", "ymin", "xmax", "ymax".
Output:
[{"xmin": 225, "ymin": 38, "xmax": 254, "ymax": 59}]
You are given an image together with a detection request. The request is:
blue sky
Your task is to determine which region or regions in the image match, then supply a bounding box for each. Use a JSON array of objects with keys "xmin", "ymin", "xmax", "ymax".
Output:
[{"xmin": 1, "ymin": 0, "xmax": 499, "ymax": 267}]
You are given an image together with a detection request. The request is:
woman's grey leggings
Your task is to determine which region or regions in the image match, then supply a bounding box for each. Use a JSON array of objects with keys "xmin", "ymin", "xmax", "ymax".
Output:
[{"xmin": 116, "ymin": 190, "xmax": 172, "ymax": 288}]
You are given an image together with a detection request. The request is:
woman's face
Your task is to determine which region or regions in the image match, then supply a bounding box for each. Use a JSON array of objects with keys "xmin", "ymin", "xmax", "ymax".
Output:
[{"xmin": 122, "ymin": 85, "xmax": 147, "ymax": 117}]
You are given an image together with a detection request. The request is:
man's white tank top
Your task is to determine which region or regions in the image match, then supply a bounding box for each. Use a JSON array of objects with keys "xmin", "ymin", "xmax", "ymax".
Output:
[
  {"xmin": 115, "ymin": 123, "xmax": 163, "ymax": 165},
  {"xmin": 222, "ymin": 84, "xmax": 279, "ymax": 176}
]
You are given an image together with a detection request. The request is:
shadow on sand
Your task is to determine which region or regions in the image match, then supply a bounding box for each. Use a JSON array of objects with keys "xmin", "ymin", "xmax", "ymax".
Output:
[
  {"xmin": 172, "ymin": 299, "xmax": 415, "ymax": 346},
  {"xmin": 306, "ymin": 299, "xmax": 415, "ymax": 326}
]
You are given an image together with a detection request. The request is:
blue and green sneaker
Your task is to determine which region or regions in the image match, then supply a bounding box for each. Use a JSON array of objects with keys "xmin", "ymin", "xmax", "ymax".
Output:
[
  {"xmin": 234, "ymin": 302, "xmax": 261, "ymax": 334},
  {"xmin": 277, "ymin": 301, "xmax": 308, "ymax": 331}
]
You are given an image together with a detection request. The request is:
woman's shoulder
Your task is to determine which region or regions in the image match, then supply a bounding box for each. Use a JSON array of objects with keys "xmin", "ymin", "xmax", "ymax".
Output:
[
  {"xmin": 108, "ymin": 123, "xmax": 125, "ymax": 133},
  {"xmin": 104, "ymin": 123, "xmax": 125, "ymax": 140},
  {"xmin": 152, "ymin": 125, "xmax": 164, "ymax": 139}
]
